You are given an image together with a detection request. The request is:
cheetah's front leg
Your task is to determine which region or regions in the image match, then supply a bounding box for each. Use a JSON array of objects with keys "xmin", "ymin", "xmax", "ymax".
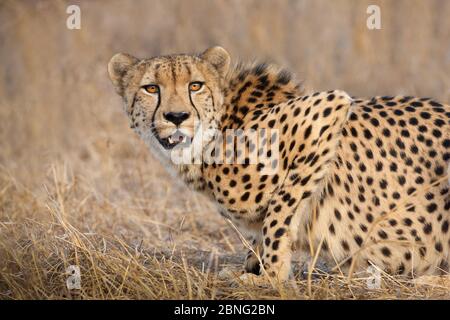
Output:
[
  {"xmin": 236, "ymin": 190, "xmax": 305, "ymax": 286},
  {"xmin": 257, "ymin": 189, "xmax": 304, "ymax": 281}
]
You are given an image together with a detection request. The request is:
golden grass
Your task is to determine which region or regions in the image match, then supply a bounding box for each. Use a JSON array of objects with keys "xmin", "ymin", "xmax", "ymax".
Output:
[
  {"xmin": 0, "ymin": 164, "xmax": 449, "ymax": 300},
  {"xmin": 0, "ymin": 0, "xmax": 449, "ymax": 299}
]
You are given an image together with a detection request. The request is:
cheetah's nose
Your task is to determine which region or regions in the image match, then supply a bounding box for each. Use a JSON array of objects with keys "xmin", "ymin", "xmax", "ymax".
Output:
[{"xmin": 163, "ymin": 112, "xmax": 190, "ymax": 126}]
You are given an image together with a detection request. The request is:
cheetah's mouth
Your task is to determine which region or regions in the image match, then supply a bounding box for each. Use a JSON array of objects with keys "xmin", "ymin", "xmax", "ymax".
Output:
[{"xmin": 157, "ymin": 131, "xmax": 191, "ymax": 150}]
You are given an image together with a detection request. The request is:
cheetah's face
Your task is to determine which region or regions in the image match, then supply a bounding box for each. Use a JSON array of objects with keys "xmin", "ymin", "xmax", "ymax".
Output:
[{"xmin": 108, "ymin": 47, "xmax": 230, "ymax": 153}]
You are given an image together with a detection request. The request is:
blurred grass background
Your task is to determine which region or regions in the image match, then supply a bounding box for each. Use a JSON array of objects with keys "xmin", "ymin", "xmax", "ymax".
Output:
[
  {"xmin": 0, "ymin": 0, "xmax": 449, "ymax": 299},
  {"xmin": 1, "ymin": 0, "xmax": 449, "ymax": 183}
]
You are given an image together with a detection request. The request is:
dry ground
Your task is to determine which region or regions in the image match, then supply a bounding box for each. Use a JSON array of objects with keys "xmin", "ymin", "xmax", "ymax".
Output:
[{"xmin": 0, "ymin": 0, "xmax": 449, "ymax": 299}]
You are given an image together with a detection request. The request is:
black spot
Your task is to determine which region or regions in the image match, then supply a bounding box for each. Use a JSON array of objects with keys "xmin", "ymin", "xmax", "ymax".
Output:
[
  {"xmin": 381, "ymin": 247, "xmax": 391, "ymax": 257},
  {"xmin": 435, "ymin": 166, "xmax": 444, "ymax": 176},
  {"xmin": 323, "ymin": 107, "xmax": 332, "ymax": 117},
  {"xmin": 442, "ymin": 220, "xmax": 449, "ymax": 233},
  {"xmin": 304, "ymin": 125, "xmax": 312, "ymax": 140},
  {"xmin": 419, "ymin": 247, "xmax": 427, "ymax": 257},
  {"xmin": 396, "ymin": 139, "xmax": 405, "ymax": 150},
  {"xmin": 394, "ymin": 109, "xmax": 404, "ymax": 116},
  {"xmin": 272, "ymin": 240, "xmax": 280, "ymax": 250},
  {"xmin": 390, "ymin": 163, "xmax": 397, "ymax": 172},
  {"xmin": 423, "ymin": 223, "xmax": 432, "ymax": 234},
  {"xmin": 284, "ymin": 216, "xmax": 292, "ymax": 225},
  {"xmin": 334, "ymin": 209, "xmax": 342, "ymax": 221},
  {"xmin": 434, "ymin": 119, "xmax": 445, "ymax": 127},
  {"xmin": 275, "ymin": 228, "xmax": 286, "ymax": 238},
  {"xmin": 329, "ymin": 224, "xmax": 335, "ymax": 235},
  {"xmin": 375, "ymin": 162, "xmax": 383, "ymax": 172},
  {"xmin": 418, "ymin": 125, "xmax": 428, "ymax": 133},
  {"xmin": 271, "ymin": 175, "xmax": 279, "ymax": 185},
  {"xmin": 354, "ymin": 235, "xmax": 363, "ymax": 247},
  {"xmin": 403, "ymin": 218, "xmax": 413, "ymax": 226},
  {"xmin": 301, "ymin": 191, "xmax": 312, "ymax": 199},
  {"xmin": 401, "ymin": 129, "xmax": 410, "ymax": 138},
  {"xmin": 255, "ymin": 192, "xmax": 263, "ymax": 203},
  {"xmin": 409, "ymin": 117, "xmax": 418, "ymax": 126},
  {"xmin": 378, "ymin": 230, "xmax": 388, "ymax": 239},
  {"xmin": 432, "ymin": 129, "xmax": 442, "ymax": 138},
  {"xmin": 341, "ymin": 240, "xmax": 350, "ymax": 251},
  {"xmin": 370, "ymin": 118, "xmax": 380, "ymax": 127},
  {"xmin": 415, "ymin": 176, "xmax": 424, "ymax": 185},
  {"xmin": 363, "ymin": 129, "xmax": 373, "ymax": 140},
  {"xmin": 440, "ymin": 138, "xmax": 450, "ymax": 148},
  {"xmin": 241, "ymin": 192, "xmax": 250, "ymax": 201},
  {"xmin": 420, "ymin": 111, "xmax": 431, "ymax": 119},
  {"xmin": 426, "ymin": 203, "xmax": 437, "ymax": 213}
]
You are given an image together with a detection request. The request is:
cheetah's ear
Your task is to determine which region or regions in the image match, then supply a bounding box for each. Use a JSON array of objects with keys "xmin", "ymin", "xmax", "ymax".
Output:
[
  {"xmin": 108, "ymin": 53, "xmax": 140, "ymax": 96},
  {"xmin": 201, "ymin": 46, "xmax": 231, "ymax": 77}
]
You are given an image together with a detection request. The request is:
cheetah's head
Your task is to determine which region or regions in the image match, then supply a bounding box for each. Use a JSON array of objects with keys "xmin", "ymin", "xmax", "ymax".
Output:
[{"xmin": 108, "ymin": 47, "xmax": 230, "ymax": 154}]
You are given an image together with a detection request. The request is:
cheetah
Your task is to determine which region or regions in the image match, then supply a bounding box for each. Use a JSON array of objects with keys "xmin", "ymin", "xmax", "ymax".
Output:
[{"xmin": 108, "ymin": 46, "xmax": 450, "ymax": 282}]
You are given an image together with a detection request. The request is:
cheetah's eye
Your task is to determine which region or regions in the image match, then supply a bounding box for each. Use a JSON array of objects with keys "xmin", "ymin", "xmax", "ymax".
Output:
[
  {"xmin": 189, "ymin": 82, "xmax": 203, "ymax": 92},
  {"xmin": 143, "ymin": 84, "xmax": 159, "ymax": 94}
]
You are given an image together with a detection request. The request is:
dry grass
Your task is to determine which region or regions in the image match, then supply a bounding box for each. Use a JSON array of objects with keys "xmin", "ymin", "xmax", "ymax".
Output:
[
  {"xmin": 1, "ymin": 167, "xmax": 449, "ymax": 299},
  {"xmin": 0, "ymin": 0, "xmax": 449, "ymax": 299}
]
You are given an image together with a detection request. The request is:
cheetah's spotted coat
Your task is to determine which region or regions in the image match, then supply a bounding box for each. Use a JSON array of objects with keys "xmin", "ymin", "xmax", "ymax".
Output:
[{"xmin": 108, "ymin": 47, "xmax": 450, "ymax": 282}]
